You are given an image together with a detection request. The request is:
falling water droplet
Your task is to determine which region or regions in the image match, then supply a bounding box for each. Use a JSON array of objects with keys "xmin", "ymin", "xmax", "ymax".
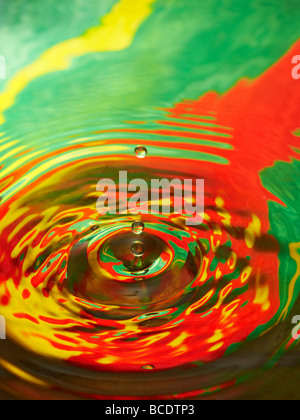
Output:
[
  {"xmin": 135, "ymin": 145, "xmax": 147, "ymax": 159},
  {"xmin": 132, "ymin": 221, "xmax": 145, "ymax": 235},
  {"xmin": 131, "ymin": 241, "xmax": 145, "ymax": 257}
]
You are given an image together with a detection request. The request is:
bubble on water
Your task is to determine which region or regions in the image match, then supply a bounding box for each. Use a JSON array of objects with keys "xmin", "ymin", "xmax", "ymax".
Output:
[
  {"xmin": 131, "ymin": 241, "xmax": 145, "ymax": 257},
  {"xmin": 131, "ymin": 221, "xmax": 145, "ymax": 235},
  {"xmin": 135, "ymin": 145, "xmax": 147, "ymax": 158},
  {"xmin": 142, "ymin": 365, "xmax": 155, "ymax": 370}
]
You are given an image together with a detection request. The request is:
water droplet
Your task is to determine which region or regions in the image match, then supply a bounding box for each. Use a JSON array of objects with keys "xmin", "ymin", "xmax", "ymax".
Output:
[
  {"xmin": 142, "ymin": 365, "xmax": 155, "ymax": 370},
  {"xmin": 135, "ymin": 145, "xmax": 147, "ymax": 159},
  {"xmin": 131, "ymin": 241, "xmax": 145, "ymax": 257},
  {"xmin": 132, "ymin": 221, "xmax": 145, "ymax": 235}
]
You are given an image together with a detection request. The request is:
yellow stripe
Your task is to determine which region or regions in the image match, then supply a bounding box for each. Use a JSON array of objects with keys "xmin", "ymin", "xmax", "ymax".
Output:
[
  {"xmin": 280, "ymin": 242, "xmax": 300, "ymax": 320},
  {"xmin": 0, "ymin": 0, "xmax": 155, "ymax": 125},
  {"xmin": 0, "ymin": 359, "xmax": 48, "ymax": 387}
]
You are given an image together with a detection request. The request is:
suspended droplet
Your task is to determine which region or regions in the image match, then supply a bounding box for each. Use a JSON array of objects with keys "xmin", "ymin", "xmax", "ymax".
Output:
[
  {"xmin": 131, "ymin": 241, "xmax": 145, "ymax": 257},
  {"xmin": 132, "ymin": 221, "xmax": 145, "ymax": 235},
  {"xmin": 135, "ymin": 145, "xmax": 147, "ymax": 159}
]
